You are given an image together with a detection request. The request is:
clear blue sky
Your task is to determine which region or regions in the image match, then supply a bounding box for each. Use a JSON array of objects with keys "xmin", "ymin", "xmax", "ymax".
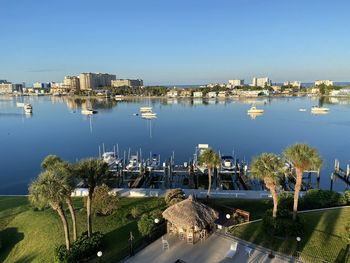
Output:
[{"xmin": 1, "ymin": 0, "xmax": 349, "ymax": 85}]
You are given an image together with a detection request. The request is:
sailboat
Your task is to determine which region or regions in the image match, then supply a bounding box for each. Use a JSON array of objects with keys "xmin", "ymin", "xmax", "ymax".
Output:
[
  {"xmin": 81, "ymin": 93, "xmax": 98, "ymax": 115},
  {"xmin": 141, "ymin": 94, "xmax": 157, "ymax": 118}
]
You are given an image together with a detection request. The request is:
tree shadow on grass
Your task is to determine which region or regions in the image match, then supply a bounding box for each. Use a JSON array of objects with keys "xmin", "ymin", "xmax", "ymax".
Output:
[
  {"xmin": 14, "ymin": 254, "xmax": 38, "ymax": 263},
  {"xmin": 0, "ymin": 227, "xmax": 25, "ymax": 262},
  {"xmin": 98, "ymin": 221, "xmax": 140, "ymax": 262}
]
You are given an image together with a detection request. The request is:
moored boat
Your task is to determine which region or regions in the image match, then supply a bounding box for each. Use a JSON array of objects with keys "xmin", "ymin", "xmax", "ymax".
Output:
[
  {"xmin": 81, "ymin": 109, "xmax": 98, "ymax": 115},
  {"xmin": 24, "ymin": 104, "xmax": 32, "ymax": 114},
  {"xmin": 247, "ymin": 105, "xmax": 264, "ymax": 114},
  {"xmin": 311, "ymin": 106, "xmax": 329, "ymax": 113}
]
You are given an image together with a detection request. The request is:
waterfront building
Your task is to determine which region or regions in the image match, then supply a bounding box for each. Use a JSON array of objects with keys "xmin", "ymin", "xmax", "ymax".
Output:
[
  {"xmin": 0, "ymin": 82, "xmax": 24, "ymax": 93},
  {"xmin": 330, "ymin": 88, "xmax": 350, "ymax": 97},
  {"xmin": 50, "ymin": 82, "xmax": 70, "ymax": 93},
  {"xmin": 180, "ymin": 89, "xmax": 192, "ymax": 97},
  {"xmin": 271, "ymin": 85, "xmax": 281, "ymax": 93},
  {"xmin": 33, "ymin": 82, "xmax": 48, "ymax": 89},
  {"xmin": 283, "ymin": 81, "xmax": 301, "ymax": 88},
  {"xmin": 207, "ymin": 91, "xmax": 217, "ymax": 98},
  {"xmin": 167, "ymin": 89, "xmax": 178, "ymax": 98},
  {"xmin": 111, "ymin": 79, "xmax": 143, "ymax": 88},
  {"xmin": 228, "ymin": 79, "xmax": 244, "ymax": 87},
  {"xmin": 64, "ymin": 76, "xmax": 80, "ymax": 90},
  {"xmin": 79, "ymin": 72, "xmax": 116, "ymax": 90},
  {"xmin": 251, "ymin": 77, "xmax": 257, "ymax": 87},
  {"xmin": 193, "ymin": 91, "xmax": 203, "ymax": 98},
  {"xmin": 218, "ymin": 91, "xmax": 227, "ymax": 98},
  {"xmin": 315, "ymin": 80, "xmax": 333, "ymax": 86}
]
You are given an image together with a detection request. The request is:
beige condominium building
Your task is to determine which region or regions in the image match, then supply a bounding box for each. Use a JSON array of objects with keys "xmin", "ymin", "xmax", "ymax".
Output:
[
  {"xmin": 228, "ymin": 79, "xmax": 244, "ymax": 87},
  {"xmin": 64, "ymin": 76, "xmax": 80, "ymax": 90},
  {"xmin": 80, "ymin": 73, "xmax": 116, "ymax": 90},
  {"xmin": 111, "ymin": 79, "xmax": 143, "ymax": 88}
]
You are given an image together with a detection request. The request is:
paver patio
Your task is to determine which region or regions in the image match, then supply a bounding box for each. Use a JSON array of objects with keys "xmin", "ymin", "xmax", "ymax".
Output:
[{"xmin": 125, "ymin": 233, "xmax": 294, "ymax": 263}]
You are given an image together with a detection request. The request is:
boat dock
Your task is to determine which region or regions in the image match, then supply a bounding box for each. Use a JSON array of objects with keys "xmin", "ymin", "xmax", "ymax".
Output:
[
  {"xmin": 90, "ymin": 143, "xmax": 318, "ymax": 193},
  {"xmin": 333, "ymin": 159, "xmax": 350, "ymax": 184}
]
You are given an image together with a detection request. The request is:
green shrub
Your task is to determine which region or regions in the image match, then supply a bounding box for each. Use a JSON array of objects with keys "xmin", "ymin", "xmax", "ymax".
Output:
[
  {"xmin": 137, "ymin": 210, "xmax": 164, "ymax": 237},
  {"xmin": 164, "ymin": 188, "xmax": 185, "ymax": 206},
  {"xmin": 262, "ymin": 209, "xmax": 304, "ymax": 238},
  {"xmin": 138, "ymin": 214, "xmax": 156, "ymax": 237},
  {"xmin": 89, "ymin": 184, "xmax": 120, "ymax": 216},
  {"xmin": 54, "ymin": 232, "xmax": 103, "ymax": 263},
  {"xmin": 301, "ymin": 189, "xmax": 345, "ymax": 209},
  {"xmin": 278, "ymin": 191, "xmax": 294, "ymax": 210},
  {"xmin": 344, "ymin": 190, "xmax": 350, "ymax": 204},
  {"xmin": 130, "ymin": 205, "xmax": 144, "ymax": 219}
]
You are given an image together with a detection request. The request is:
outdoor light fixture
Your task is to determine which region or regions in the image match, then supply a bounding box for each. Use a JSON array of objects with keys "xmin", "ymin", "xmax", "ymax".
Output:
[
  {"xmin": 154, "ymin": 218, "xmax": 160, "ymax": 224},
  {"xmin": 296, "ymin": 236, "xmax": 301, "ymax": 242},
  {"xmin": 226, "ymin": 214, "xmax": 231, "ymax": 219},
  {"xmin": 97, "ymin": 251, "xmax": 103, "ymax": 257}
]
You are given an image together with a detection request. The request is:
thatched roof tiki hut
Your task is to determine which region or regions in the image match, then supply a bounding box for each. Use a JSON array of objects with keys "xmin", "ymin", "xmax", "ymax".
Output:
[{"xmin": 162, "ymin": 195, "xmax": 219, "ymax": 244}]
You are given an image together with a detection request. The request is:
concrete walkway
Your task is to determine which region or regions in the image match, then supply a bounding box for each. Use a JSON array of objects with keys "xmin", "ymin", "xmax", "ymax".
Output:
[{"xmin": 125, "ymin": 233, "xmax": 294, "ymax": 263}]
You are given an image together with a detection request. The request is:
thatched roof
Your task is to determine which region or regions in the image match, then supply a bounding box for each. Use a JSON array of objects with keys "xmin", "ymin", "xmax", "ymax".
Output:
[{"xmin": 162, "ymin": 195, "xmax": 219, "ymax": 229}]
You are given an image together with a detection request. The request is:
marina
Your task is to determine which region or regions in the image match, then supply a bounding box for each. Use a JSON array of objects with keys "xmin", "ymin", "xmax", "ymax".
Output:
[{"xmin": 0, "ymin": 95, "xmax": 350, "ymax": 194}]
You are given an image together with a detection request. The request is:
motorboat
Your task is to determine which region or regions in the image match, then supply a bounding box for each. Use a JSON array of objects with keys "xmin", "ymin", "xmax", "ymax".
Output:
[
  {"xmin": 311, "ymin": 106, "xmax": 329, "ymax": 113},
  {"xmin": 146, "ymin": 154, "xmax": 160, "ymax": 171},
  {"xmin": 194, "ymin": 144, "xmax": 209, "ymax": 173},
  {"xmin": 220, "ymin": 156, "xmax": 235, "ymax": 172},
  {"xmin": 247, "ymin": 105, "xmax": 264, "ymax": 114},
  {"xmin": 102, "ymin": 152, "xmax": 122, "ymax": 171},
  {"xmin": 81, "ymin": 109, "xmax": 98, "ymax": 115},
  {"xmin": 141, "ymin": 112, "xmax": 157, "ymax": 119},
  {"xmin": 102, "ymin": 152, "xmax": 119, "ymax": 166},
  {"xmin": 140, "ymin": 106, "xmax": 153, "ymax": 113},
  {"xmin": 299, "ymin": 108, "xmax": 307, "ymax": 112},
  {"xmin": 248, "ymin": 112, "xmax": 263, "ymax": 120},
  {"xmin": 24, "ymin": 104, "xmax": 32, "ymax": 114},
  {"xmin": 126, "ymin": 155, "xmax": 139, "ymax": 170}
]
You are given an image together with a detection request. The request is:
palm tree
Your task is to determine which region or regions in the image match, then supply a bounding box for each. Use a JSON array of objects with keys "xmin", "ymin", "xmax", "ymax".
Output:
[
  {"xmin": 283, "ymin": 144, "xmax": 323, "ymax": 220},
  {"xmin": 250, "ymin": 153, "xmax": 286, "ymax": 218},
  {"xmin": 29, "ymin": 171, "xmax": 71, "ymax": 250},
  {"xmin": 41, "ymin": 155, "xmax": 78, "ymax": 241},
  {"xmin": 199, "ymin": 148, "xmax": 220, "ymax": 198},
  {"xmin": 75, "ymin": 158, "xmax": 111, "ymax": 237}
]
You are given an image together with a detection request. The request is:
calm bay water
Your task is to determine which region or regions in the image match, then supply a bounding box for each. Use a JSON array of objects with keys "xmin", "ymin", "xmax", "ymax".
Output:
[{"xmin": 0, "ymin": 95, "xmax": 349, "ymax": 194}]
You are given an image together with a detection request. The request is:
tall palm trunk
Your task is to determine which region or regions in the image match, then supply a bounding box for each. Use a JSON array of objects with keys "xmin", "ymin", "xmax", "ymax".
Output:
[
  {"xmin": 87, "ymin": 188, "xmax": 94, "ymax": 237},
  {"xmin": 207, "ymin": 166, "xmax": 212, "ymax": 198},
  {"xmin": 53, "ymin": 203, "xmax": 70, "ymax": 250},
  {"xmin": 65, "ymin": 197, "xmax": 77, "ymax": 241},
  {"xmin": 265, "ymin": 179, "xmax": 278, "ymax": 218},
  {"xmin": 293, "ymin": 168, "xmax": 303, "ymax": 221}
]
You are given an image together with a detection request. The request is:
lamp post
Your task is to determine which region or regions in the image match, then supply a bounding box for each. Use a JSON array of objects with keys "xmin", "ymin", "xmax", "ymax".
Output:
[
  {"xmin": 154, "ymin": 218, "xmax": 160, "ymax": 224},
  {"xmin": 129, "ymin": 231, "xmax": 134, "ymax": 256},
  {"xmin": 226, "ymin": 214, "xmax": 231, "ymax": 219},
  {"xmin": 97, "ymin": 251, "xmax": 102, "ymax": 262},
  {"xmin": 296, "ymin": 236, "xmax": 301, "ymax": 259}
]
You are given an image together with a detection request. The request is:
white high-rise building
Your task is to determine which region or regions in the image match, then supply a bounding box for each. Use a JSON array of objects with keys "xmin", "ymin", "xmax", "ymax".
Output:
[
  {"xmin": 252, "ymin": 77, "xmax": 271, "ymax": 87},
  {"xmin": 314, "ymin": 80, "xmax": 333, "ymax": 86},
  {"xmin": 284, "ymin": 81, "xmax": 301, "ymax": 88},
  {"xmin": 228, "ymin": 79, "xmax": 244, "ymax": 87}
]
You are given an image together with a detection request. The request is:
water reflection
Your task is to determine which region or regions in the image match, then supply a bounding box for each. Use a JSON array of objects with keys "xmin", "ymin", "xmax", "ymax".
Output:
[{"xmin": 248, "ymin": 112, "xmax": 264, "ymax": 120}]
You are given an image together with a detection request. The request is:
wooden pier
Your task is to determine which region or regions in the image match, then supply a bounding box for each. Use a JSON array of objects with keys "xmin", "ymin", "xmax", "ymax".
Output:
[{"xmin": 333, "ymin": 159, "xmax": 350, "ymax": 184}]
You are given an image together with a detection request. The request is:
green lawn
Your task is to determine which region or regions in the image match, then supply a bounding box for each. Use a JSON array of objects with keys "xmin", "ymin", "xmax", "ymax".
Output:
[
  {"xmin": 230, "ymin": 207, "xmax": 350, "ymax": 263},
  {"xmin": 0, "ymin": 196, "xmax": 165, "ymax": 262},
  {"xmin": 2, "ymin": 196, "xmax": 348, "ymax": 263},
  {"xmin": 203, "ymin": 198, "xmax": 272, "ymax": 220}
]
